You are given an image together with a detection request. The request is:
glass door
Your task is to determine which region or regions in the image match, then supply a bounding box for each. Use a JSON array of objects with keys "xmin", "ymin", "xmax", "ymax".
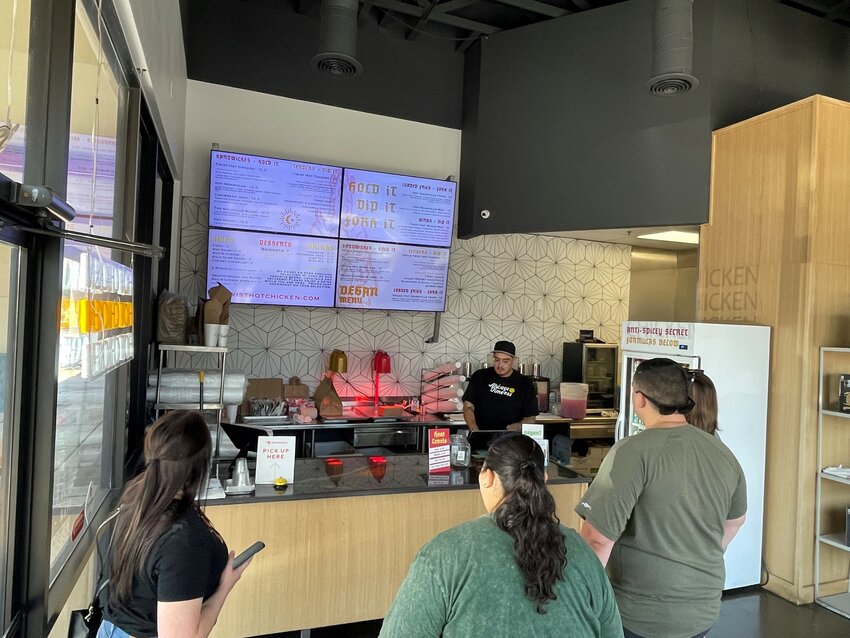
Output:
[{"xmin": 0, "ymin": 240, "xmax": 23, "ymax": 630}]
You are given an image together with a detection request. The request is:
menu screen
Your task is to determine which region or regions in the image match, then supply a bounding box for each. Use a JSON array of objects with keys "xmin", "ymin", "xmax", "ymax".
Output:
[
  {"xmin": 206, "ymin": 150, "xmax": 455, "ymax": 309},
  {"xmin": 209, "ymin": 152, "xmax": 342, "ymax": 237},
  {"xmin": 340, "ymin": 168, "xmax": 455, "ymax": 247},
  {"xmin": 336, "ymin": 240, "xmax": 450, "ymax": 311},
  {"xmin": 207, "ymin": 228, "xmax": 338, "ymax": 307}
]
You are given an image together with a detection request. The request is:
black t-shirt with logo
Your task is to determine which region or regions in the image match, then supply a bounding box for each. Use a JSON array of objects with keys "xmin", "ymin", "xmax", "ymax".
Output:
[{"xmin": 462, "ymin": 368, "xmax": 539, "ymax": 429}]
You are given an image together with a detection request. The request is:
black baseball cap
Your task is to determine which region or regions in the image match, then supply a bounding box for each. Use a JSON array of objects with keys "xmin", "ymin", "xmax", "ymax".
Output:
[{"xmin": 493, "ymin": 341, "xmax": 516, "ymax": 357}]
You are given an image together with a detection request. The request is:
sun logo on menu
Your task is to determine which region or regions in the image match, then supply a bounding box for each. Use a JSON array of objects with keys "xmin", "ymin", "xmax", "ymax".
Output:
[{"xmin": 280, "ymin": 209, "xmax": 302, "ymax": 232}]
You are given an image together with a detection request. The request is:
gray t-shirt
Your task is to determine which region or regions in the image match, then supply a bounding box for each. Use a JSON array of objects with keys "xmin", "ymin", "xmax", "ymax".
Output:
[
  {"xmin": 380, "ymin": 515, "xmax": 622, "ymax": 638},
  {"xmin": 575, "ymin": 425, "xmax": 747, "ymax": 638}
]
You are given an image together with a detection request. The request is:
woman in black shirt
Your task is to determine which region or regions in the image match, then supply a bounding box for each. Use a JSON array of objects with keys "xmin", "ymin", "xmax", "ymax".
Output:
[{"xmin": 98, "ymin": 410, "xmax": 252, "ymax": 638}]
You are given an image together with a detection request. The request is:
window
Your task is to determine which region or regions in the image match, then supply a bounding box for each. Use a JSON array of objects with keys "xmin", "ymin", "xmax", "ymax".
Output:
[
  {"xmin": 0, "ymin": 0, "xmax": 30, "ymax": 182},
  {"xmin": 51, "ymin": 0, "xmax": 128, "ymax": 572},
  {"xmin": 0, "ymin": 240, "xmax": 22, "ymax": 629}
]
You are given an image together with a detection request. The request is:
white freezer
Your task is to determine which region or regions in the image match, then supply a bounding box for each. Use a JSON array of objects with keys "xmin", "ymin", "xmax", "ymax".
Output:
[{"xmin": 618, "ymin": 321, "xmax": 771, "ymax": 590}]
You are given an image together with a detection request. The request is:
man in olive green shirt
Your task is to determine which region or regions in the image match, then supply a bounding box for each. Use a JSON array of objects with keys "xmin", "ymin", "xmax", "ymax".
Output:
[{"xmin": 575, "ymin": 358, "xmax": 747, "ymax": 638}]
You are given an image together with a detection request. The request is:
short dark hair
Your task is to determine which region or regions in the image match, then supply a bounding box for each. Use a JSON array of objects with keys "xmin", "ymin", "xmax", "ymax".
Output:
[{"xmin": 633, "ymin": 358, "xmax": 693, "ymax": 415}]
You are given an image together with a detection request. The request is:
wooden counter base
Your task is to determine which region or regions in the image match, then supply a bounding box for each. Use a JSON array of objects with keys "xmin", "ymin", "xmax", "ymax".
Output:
[{"xmin": 206, "ymin": 482, "xmax": 587, "ymax": 636}]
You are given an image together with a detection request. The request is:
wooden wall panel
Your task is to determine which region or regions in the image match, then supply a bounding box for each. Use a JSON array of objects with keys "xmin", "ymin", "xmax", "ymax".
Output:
[
  {"xmin": 699, "ymin": 95, "xmax": 850, "ymax": 604},
  {"xmin": 206, "ymin": 483, "xmax": 587, "ymax": 636}
]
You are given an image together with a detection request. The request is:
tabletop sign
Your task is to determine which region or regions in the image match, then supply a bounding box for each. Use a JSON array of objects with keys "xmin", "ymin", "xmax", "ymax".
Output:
[
  {"xmin": 255, "ymin": 435, "xmax": 296, "ymax": 484},
  {"xmin": 521, "ymin": 423, "xmax": 548, "ymax": 466},
  {"xmin": 428, "ymin": 428, "xmax": 451, "ymax": 473}
]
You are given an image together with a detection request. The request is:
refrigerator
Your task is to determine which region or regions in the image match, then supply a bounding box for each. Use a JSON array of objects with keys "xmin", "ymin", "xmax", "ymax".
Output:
[{"xmin": 618, "ymin": 321, "xmax": 771, "ymax": 590}]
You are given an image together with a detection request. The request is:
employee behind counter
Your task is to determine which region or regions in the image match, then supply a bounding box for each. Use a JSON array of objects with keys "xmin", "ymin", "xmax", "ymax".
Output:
[{"xmin": 462, "ymin": 341, "xmax": 539, "ymax": 431}]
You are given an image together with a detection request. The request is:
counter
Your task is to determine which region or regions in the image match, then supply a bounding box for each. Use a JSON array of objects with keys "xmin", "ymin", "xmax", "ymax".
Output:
[
  {"xmin": 204, "ymin": 454, "xmax": 591, "ymax": 637},
  {"xmin": 221, "ymin": 413, "xmax": 616, "ymax": 457}
]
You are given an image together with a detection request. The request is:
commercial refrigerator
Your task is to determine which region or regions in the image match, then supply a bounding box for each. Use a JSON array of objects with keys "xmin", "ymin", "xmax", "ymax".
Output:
[
  {"xmin": 618, "ymin": 321, "xmax": 771, "ymax": 590},
  {"xmin": 562, "ymin": 342, "xmax": 619, "ymax": 412}
]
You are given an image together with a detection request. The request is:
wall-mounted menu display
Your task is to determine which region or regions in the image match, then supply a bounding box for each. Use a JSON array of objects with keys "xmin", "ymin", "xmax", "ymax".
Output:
[
  {"xmin": 207, "ymin": 228, "xmax": 338, "ymax": 307},
  {"xmin": 209, "ymin": 151, "xmax": 342, "ymax": 238},
  {"xmin": 336, "ymin": 240, "xmax": 450, "ymax": 312},
  {"xmin": 340, "ymin": 168, "xmax": 455, "ymax": 247},
  {"xmin": 207, "ymin": 149, "xmax": 457, "ymax": 310}
]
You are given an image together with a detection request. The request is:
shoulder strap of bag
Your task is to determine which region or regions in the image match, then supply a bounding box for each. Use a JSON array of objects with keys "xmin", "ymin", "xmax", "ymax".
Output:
[{"xmin": 90, "ymin": 508, "xmax": 121, "ymax": 606}]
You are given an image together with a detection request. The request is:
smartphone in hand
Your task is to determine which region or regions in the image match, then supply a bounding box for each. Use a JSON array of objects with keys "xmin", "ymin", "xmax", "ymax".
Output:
[{"xmin": 232, "ymin": 541, "xmax": 265, "ymax": 568}]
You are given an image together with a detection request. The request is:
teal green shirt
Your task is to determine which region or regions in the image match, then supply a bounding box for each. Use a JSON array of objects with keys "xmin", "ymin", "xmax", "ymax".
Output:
[
  {"xmin": 575, "ymin": 425, "xmax": 747, "ymax": 638},
  {"xmin": 380, "ymin": 515, "xmax": 623, "ymax": 638}
]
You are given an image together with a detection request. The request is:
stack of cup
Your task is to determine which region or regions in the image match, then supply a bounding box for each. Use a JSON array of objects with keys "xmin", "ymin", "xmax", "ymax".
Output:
[
  {"xmin": 203, "ymin": 323, "xmax": 231, "ymax": 347},
  {"xmin": 233, "ymin": 457, "xmax": 251, "ymax": 487}
]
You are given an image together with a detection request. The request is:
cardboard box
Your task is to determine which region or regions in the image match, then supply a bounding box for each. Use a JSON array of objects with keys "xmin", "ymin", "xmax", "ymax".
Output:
[
  {"xmin": 568, "ymin": 442, "xmax": 611, "ymax": 476},
  {"xmin": 240, "ymin": 378, "xmax": 285, "ymax": 417}
]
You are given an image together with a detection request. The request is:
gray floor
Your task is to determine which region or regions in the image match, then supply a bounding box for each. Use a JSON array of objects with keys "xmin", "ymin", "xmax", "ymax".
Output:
[{"xmin": 257, "ymin": 587, "xmax": 850, "ymax": 637}]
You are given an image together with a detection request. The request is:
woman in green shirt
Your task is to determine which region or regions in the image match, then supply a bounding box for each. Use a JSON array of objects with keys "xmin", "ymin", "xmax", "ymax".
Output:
[{"xmin": 380, "ymin": 433, "xmax": 623, "ymax": 638}]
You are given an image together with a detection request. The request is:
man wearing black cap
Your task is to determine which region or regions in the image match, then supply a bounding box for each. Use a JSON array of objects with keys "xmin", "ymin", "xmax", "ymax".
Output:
[
  {"xmin": 574, "ymin": 358, "xmax": 747, "ymax": 638},
  {"xmin": 461, "ymin": 340, "xmax": 539, "ymax": 431}
]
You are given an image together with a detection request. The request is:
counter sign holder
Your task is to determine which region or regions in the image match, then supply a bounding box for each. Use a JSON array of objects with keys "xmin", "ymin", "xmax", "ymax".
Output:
[
  {"xmin": 428, "ymin": 428, "xmax": 451, "ymax": 473},
  {"xmin": 256, "ymin": 435, "xmax": 296, "ymax": 484}
]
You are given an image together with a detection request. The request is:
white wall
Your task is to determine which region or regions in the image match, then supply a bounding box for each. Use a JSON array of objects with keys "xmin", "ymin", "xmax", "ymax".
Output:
[
  {"xmin": 183, "ymin": 80, "xmax": 461, "ymax": 197},
  {"xmin": 114, "ymin": 0, "xmax": 188, "ymax": 175}
]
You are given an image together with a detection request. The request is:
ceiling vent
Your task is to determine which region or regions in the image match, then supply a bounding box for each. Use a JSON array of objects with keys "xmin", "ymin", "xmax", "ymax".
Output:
[
  {"xmin": 647, "ymin": 0, "xmax": 698, "ymax": 96},
  {"xmin": 311, "ymin": 0, "xmax": 363, "ymax": 78}
]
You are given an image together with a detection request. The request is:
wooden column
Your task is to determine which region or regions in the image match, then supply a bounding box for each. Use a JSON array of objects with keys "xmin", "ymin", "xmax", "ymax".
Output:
[{"xmin": 699, "ymin": 95, "xmax": 850, "ymax": 604}]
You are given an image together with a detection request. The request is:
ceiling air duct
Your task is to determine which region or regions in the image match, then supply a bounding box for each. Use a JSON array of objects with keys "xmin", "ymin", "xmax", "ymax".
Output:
[
  {"xmin": 647, "ymin": 0, "xmax": 698, "ymax": 96},
  {"xmin": 311, "ymin": 0, "xmax": 363, "ymax": 78}
]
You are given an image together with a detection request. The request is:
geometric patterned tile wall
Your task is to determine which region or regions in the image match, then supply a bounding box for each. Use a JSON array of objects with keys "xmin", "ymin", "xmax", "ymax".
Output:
[{"xmin": 177, "ymin": 197, "xmax": 631, "ymax": 399}]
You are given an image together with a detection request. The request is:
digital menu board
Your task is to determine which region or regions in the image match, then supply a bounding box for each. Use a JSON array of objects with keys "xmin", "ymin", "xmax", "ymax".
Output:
[
  {"xmin": 340, "ymin": 168, "xmax": 455, "ymax": 247},
  {"xmin": 207, "ymin": 150, "xmax": 457, "ymax": 310},
  {"xmin": 209, "ymin": 152, "xmax": 342, "ymax": 238},
  {"xmin": 336, "ymin": 240, "xmax": 450, "ymax": 312},
  {"xmin": 207, "ymin": 228, "xmax": 338, "ymax": 307}
]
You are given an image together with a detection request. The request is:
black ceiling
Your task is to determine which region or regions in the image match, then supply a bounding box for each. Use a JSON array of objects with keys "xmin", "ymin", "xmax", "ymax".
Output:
[{"xmin": 182, "ymin": 0, "xmax": 850, "ymax": 56}]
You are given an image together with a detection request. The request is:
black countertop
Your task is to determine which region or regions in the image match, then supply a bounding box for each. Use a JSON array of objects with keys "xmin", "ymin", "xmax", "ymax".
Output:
[{"xmin": 208, "ymin": 454, "xmax": 590, "ymax": 505}]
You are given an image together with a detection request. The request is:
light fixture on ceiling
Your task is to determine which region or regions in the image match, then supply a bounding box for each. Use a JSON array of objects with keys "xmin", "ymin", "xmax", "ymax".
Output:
[
  {"xmin": 647, "ymin": 0, "xmax": 699, "ymax": 96},
  {"xmin": 312, "ymin": 0, "xmax": 363, "ymax": 78},
  {"xmin": 637, "ymin": 230, "xmax": 699, "ymax": 245}
]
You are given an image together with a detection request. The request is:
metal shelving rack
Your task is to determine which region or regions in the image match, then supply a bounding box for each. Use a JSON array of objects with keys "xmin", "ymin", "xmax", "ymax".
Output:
[
  {"xmin": 154, "ymin": 344, "xmax": 229, "ymax": 460},
  {"xmin": 814, "ymin": 347, "xmax": 850, "ymax": 619}
]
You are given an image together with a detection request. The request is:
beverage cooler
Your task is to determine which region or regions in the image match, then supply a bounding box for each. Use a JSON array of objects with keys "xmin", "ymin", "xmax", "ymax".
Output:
[{"xmin": 619, "ymin": 321, "xmax": 770, "ymax": 590}]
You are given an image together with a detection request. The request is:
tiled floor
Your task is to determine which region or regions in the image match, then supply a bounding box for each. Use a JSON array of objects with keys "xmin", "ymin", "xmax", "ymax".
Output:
[{"xmin": 256, "ymin": 587, "xmax": 850, "ymax": 637}]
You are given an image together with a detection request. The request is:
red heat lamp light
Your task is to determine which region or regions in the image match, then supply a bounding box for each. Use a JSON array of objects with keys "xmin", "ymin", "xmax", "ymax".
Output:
[
  {"xmin": 368, "ymin": 455, "xmax": 388, "ymax": 482},
  {"xmin": 372, "ymin": 350, "xmax": 391, "ymax": 407}
]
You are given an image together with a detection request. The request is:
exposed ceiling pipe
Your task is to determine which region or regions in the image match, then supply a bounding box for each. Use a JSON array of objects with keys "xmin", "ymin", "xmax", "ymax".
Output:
[
  {"xmin": 312, "ymin": 0, "xmax": 363, "ymax": 78},
  {"xmin": 647, "ymin": 0, "xmax": 699, "ymax": 96}
]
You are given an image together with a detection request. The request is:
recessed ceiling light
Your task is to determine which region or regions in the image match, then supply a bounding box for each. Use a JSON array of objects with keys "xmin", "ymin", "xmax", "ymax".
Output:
[{"xmin": 636, "ymin": 230, "xmax": 699, "ymax": 245}]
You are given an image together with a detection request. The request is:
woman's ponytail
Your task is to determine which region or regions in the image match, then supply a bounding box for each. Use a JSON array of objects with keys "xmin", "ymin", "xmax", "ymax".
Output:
[{"xmin": 486, "ymin": 433, "xmax": 566, "ymax": 614}]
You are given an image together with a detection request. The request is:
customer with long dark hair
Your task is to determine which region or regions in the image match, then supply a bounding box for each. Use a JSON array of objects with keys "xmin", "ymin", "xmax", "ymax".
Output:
[
  {"xmin": 98, "ymin": 410, "xmax": 252, "ymax": 638},
  {"xmin": 688, "ymin": 369, "xmax": 719, "ymax": 436},
  {"xmin": 380, "ymin": 433, "xmax": 622, "ymax": 637}
]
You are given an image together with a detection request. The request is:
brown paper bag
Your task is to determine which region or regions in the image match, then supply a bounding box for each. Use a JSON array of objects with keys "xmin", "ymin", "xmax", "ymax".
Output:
[
  {"xmin": 314, "ymin": 376, "xmax": 343, "ymax": 417},
  {"xmin": 283, "ymin": 376, "xmax": 310, "ymax": 401}
]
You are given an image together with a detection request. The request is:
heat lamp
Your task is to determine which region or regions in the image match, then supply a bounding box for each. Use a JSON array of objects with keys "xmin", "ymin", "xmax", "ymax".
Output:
[{"xmin": 372, "ymin": 350, "xmax": 391, "ymax": 407}]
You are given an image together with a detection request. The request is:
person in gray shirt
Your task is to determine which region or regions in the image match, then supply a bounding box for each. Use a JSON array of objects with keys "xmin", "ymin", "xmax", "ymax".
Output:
[{"xmin": 575, "ymin": 358, "xmax": 746, "ymax": 638}]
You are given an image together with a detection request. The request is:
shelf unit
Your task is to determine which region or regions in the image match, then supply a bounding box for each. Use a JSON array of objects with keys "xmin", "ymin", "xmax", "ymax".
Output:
[
  {"xmin": 814, "ymin": 347, "xmax": 850, "ymax": 619},
  {"xmin": 154, "ymin": 344, "xmax": 229, "ymax": 459}
]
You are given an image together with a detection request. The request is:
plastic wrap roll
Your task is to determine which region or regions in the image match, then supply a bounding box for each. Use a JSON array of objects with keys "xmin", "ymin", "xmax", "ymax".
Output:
[
  {"xmin": 421, "ymin": 361, "xmax": 461, "ymax": 382},
  {"xmin": 422, "ymin": 374, "xmax": 466, "ymax": 392},
  {"xmin": 146, "ymin": 386, "xmax": 247, "ymax": 405},
  {"xmin": 147, "ymin": 369, "xmax": 247, "ymax": 391}
]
